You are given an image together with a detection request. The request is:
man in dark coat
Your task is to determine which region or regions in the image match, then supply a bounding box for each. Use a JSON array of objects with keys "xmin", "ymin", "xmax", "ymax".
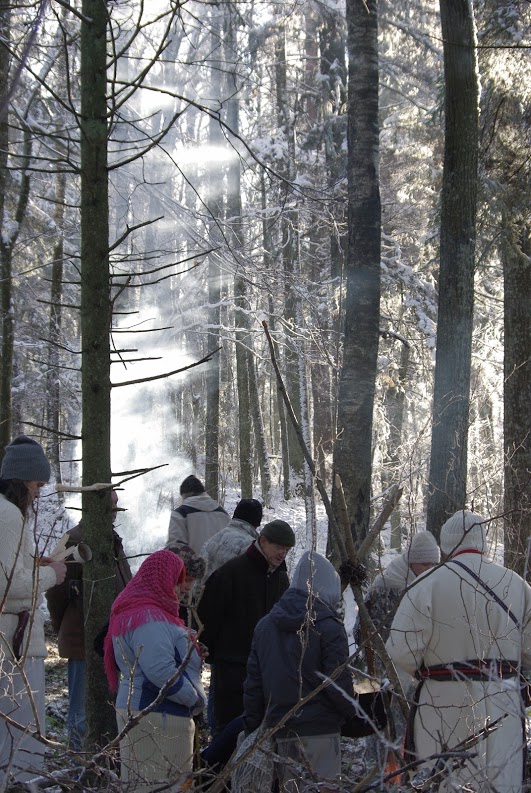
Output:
[
  {"xmin": 197, "ymin": 519, "xmax": 296, "ymax": 732},
  {"xmin": 46, "ymin": 491, "xmax": 132, "ymax": 749}
]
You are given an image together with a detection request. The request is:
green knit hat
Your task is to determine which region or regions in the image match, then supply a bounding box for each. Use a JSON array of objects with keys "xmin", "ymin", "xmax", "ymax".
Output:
[{"xmin": 260, "ymin": 519, "xmax": 295, "ymax": 547}]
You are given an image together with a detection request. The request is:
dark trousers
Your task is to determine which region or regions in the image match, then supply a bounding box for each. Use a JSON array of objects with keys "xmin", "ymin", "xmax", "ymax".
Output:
[{"xmin": 213, "ymin": 660, "xmax": 247, "ymax": 732}]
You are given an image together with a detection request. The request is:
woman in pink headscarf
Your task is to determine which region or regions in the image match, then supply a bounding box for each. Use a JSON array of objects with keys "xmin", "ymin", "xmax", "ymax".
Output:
[{"xmin": 104, "ymin": 550, "xmax": 205, "ymax": 790}]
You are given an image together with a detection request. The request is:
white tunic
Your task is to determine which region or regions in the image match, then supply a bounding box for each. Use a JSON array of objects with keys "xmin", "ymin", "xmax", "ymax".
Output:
[{"xmin": 387, "ymin": 551, "xmax": 531, "ymax": 793}]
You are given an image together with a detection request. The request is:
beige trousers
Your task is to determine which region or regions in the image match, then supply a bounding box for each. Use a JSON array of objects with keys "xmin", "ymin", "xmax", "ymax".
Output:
[
  {"xmin": 0, "ymin": 657, "xmax": 46, "ymax": 783},
  {"xmin": 117, "ymin": 708, "xmax": 195, "ymax": 792}
]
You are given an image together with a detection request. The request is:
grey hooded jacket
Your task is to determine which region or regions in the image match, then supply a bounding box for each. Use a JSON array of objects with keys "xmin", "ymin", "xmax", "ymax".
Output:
[{"xmin": 166, "ymin": 493, "xmax": 229, "ymax": 556}]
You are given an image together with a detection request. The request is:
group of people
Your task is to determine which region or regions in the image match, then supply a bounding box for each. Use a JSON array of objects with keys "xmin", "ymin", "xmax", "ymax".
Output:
[{"xmin": 1, "ymin": 434, "xmax": 531, "ymax": 793}]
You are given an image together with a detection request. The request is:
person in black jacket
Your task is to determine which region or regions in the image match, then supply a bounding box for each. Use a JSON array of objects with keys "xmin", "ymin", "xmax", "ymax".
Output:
[
  {"xmin": 243, "ymin": 551, "xmax": 357, "ymax": 791},
  {"xmin": 197, "ymin": 519, "xmax": 295, "ymax": 733}
]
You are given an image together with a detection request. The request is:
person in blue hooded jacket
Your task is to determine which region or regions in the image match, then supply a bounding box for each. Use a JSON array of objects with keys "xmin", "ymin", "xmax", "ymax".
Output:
[{"xmin": 243, "ymin": 551, "xmax": 357, "ymax": 790}]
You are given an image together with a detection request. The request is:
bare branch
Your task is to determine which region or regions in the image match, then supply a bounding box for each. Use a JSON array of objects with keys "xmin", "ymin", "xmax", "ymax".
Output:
[{"xmin": 112, "ymin": 348, "xmax": 221, "ymax": 388}]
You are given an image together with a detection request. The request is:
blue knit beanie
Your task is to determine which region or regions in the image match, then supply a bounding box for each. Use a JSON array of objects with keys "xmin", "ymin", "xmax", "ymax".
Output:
[{"xmin": 1, "ymin": 435, "xmax": 51, "ymax": 482}]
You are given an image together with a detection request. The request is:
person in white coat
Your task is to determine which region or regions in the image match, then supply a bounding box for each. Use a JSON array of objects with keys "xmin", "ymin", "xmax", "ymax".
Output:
[
  {"xmin": 0, "ymin": 436, "xmax": 66, "ymax": 782},
  {"xmin": 386, "ymin": 510, "xmax": 531, "ymax": 793}
]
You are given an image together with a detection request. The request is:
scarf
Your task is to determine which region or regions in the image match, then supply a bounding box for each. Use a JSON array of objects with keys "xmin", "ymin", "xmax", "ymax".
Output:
[{"xmin": 104, "ymin": 549, "xmax": 186, "ymax": 692}]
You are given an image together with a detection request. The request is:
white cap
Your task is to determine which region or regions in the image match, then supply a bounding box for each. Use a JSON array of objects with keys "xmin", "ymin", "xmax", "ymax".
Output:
[
  {"xmin": 407, "ymin": 531, "xmax": 440, "ymax": 565},
  {"xmin": 440, "ymin": 510, "xmax": 486, "ymax": 556}
]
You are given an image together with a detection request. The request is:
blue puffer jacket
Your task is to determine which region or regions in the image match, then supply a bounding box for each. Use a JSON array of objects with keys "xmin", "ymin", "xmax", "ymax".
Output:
[
  {"xmin": 113, "ymin": 619, "xmax": 206, "ymax": 718},
  {"xmin": 243, "ymin": 552, "xmax": 357, "ymax": 737}
]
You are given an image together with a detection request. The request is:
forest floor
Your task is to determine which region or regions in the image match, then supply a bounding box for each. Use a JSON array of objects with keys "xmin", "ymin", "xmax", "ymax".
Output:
[
  {"xmin": 42, "ymin": 622, "xmax": 370, "ymax": 790},
  {"xmin": 42, "ymin": 624, "xmax": 531, "ymax": 792}
]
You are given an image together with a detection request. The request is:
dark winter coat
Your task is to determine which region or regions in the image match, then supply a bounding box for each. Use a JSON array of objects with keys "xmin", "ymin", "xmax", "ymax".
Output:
[
  {"xmin": 197, "ymin": 541, "xmax": 290, "ymax": 728},
  {"xmin": 197, "ymin": 541, "xmax": 289, "ymax": 665},
  {"xmin": 46, "ymin": 523, "xmax": 132, "ymax": 658},
  {"xmin": 243, "ymin": 552, "xmax": 356, "ymax": 738}
]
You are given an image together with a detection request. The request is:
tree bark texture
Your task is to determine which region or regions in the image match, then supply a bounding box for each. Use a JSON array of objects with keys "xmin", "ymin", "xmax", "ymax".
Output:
[
  {"xmin": 0, "ymin": 1, "xmax": 12, "ymax": 457},
  {"xmin": 46, "ymin": 169, "xmax": 66, "ymax": 484},
  {"xmin": 503, "ymin": 222, "xmax": 530, "ymax": 577},
  {"xmin": 275, "ymin": 27, "xmax": 305, "ymax": 493},
  {"xmin": 427, "ymin": 0, "xmax": 479, "ymax": 539},
  {"xmin": 204, "ymin": 23, "xmax": 224, "ymax": 502},
  {"xmin": 225, "ymin": 12, "xmax": 253, "ymax": 499},
  {"xmin": 80, "ymin": 0, "xmax": 116, "ymax": 748},
  {"xmin": 333, "ymin": 0, "xmax": 381, "ymax": 543}
]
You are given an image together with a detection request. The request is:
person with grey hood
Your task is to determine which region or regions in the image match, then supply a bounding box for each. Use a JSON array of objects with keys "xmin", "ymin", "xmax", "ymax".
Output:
[
  {"xmin": 166, "ymin": 475, "xmax": 229, "ymax": 556},
  {"xmin": 243, "ymin": 551, "xmax": 357, "ymax": 791}
]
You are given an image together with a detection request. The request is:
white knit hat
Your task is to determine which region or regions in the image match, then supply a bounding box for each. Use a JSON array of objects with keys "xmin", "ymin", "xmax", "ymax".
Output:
[
  {"xmin": 407, "ymin": 531, "xmax": 440, "ymax": 565},
  {"xmin": 440, "ymin": 510, "xmax": 486, "ymax": 556}
]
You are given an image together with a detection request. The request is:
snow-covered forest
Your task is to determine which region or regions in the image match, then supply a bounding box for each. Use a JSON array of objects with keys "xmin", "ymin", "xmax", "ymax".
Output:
[{"xmin": 0, "ymin": 0, "xmax": 530, "ymax": 775}]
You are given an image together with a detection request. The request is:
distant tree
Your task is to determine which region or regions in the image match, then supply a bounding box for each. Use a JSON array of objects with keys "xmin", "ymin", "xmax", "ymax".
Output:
[
  {"xmin": 426, "ymin": 0, "xmax": 479, "ymax": 539},
  {"xmin": 204, "ymin": 22, "xmax": 224, "ymax": 503}
]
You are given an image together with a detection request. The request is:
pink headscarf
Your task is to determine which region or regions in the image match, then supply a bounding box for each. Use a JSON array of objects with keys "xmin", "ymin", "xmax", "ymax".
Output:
[{"xmin": 104, "ymin": 550, "xmax": 186, "ymax": 691}]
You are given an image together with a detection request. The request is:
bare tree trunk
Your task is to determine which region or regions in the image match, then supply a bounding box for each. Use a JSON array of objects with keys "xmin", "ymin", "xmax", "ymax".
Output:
[
  {"xmin": 224, "ymin": 11, "xmax": 252, "ymax": 499},
  {"xmin": 248, "ymin": 355, "xmax": 272, "ymax": 506},
  {"xmin": 382, "ymin": 335, "xmax": 410, "ymax": 550},
  {"xmin": 262, "ymin": 178, "xmax": 290, "ymax": 498},
  {"xmin": 275, "ymin": 26, "xmax": 304, "ymax": 494},
  {"xmin": 46, "ymin": 169, "xmax": 67, "ymax": 484},
  {"xmin": 0, "ymin": 0, "xmax": 12, "ymax": 457},
  {"xmin": 80, "ymin": 0, "xmax": 116, "ymax": 748},
  {"xmin": 426, "ymin": 0, "xmax": 479, "ymax": 539},
  {"xmin": 333, "ymin": 0, "xmax": 381, "ymax": 544},
  {"xmin": 503, "ymin": 222, "xmax": 530, "ymax": 577},
  {"xmin": 204, "ymin": 25, "xmax": 224, "ymax": 502}
]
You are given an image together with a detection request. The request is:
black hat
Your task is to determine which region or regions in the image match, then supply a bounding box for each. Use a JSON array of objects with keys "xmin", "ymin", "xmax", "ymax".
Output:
[
  {"xmin": 180, "ymin": 475, "xmax": 205, "ymax": 497},
  {"xmin": 233, "ymin": 498, "xmax": 263, "ymax": 528},
  {"xmin": 260, "ymin": 519, "xmax": 295, "ymax": 548}
]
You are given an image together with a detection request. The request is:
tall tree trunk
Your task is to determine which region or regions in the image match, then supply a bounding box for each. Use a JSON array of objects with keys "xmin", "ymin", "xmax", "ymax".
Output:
[
  {"xmin": 502, "ymin": 222, "xmax": 530, "ymax": 577},
  {"xmin": 224, "ymin": 10, "xmax": 252, "ymax": 499},
  {"xmin": 46, "ymin": 170, "xmax": 66, "ymax": 484},
  {"xmin": 80, "ymin": 0, "xmax": 115, "ymax": 748},
  {"xmin": 0, "ymin": 0, "xmax": 12, "ymax": 457},
  {"xmin": 382, "ymin": 336, "xmax": 410, "ymax": 550},
  {"xmin": 0, "ymin": 78, "xmax": 32, "ymax": 455},
  {"xmin": 333, "ymin": 0, "xmax": 381, "ymax": 544},
  {"xmin": 426, "ymin": 0, "xmax": 479, "ymax": 540},
  {"xmin": 261, "ymin": 176, "xmax": 289, "ymax": 498},
  {"xmin": 248, "ymin": 355, "xmax": 272, "ymax": 506},
  {"xmin": 204, "ymin": 25, "xmax": 224, "ymax": 502},
  {"xmin": 275, "ymin": 26, "xmax": 304, "ymax": 494}
]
